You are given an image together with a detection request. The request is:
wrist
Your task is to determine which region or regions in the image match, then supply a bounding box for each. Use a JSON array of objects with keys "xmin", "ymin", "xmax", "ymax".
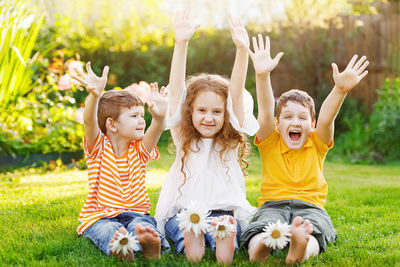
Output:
[
  {"xmin": 175, "ymin": 39, "xmax": 189, "ymax": 45},
  {"xmin": 256, "ymin": 72, "xmax": 271, "ymax": 78}
]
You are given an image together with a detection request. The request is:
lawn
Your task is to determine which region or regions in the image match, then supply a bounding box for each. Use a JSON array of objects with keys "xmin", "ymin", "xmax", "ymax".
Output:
[{"xmin": 0, "ymin": 148, "xmax": 399, "ymax": 266}]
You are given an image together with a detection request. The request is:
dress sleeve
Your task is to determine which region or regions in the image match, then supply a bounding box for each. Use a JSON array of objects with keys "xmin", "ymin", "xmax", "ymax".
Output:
[{"xmin": 227, "ymin": 88, "xmax": 260, "ymax": 136}]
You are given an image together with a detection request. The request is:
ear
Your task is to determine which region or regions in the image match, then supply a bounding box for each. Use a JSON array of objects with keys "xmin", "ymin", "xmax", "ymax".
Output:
[
  {"xmin": 274, "ymin": 117, "xmax": 279, "ymax": 130},
  {"xmin": 311, "ymin": 119, "xmax": 316, "ymax": 129},
  {"xmin": 105, "ymin": 117, "xmax": 117, "ymax": 133}
]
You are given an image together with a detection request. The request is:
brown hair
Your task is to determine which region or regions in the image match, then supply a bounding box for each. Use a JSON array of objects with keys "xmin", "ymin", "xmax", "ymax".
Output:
[
  {"xmin": 276, "ymin": 89, "xmax": 316, "ymax": 121},
  {"xmin": 97, "ymin": 90, "xmax": 143, "ymax": 134},
  {"xmin": 178, "ymin": 73, "xmax": 250, "ymax": 192}
]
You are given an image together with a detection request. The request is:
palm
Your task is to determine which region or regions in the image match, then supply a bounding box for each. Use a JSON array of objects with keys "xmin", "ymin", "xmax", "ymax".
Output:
[
  {"xmin": 147, "ymin": 83, "xmax": 168, "ymax": 120},
  {"xmin": 332, "ymin": 55, "xmax": 369, "ymax": 93},
  {"xmin": 248, "ymin": 34, "xmax": 283, "ymax": 75},
  {"xmin": 174, "ymin": 8, "xmax": 199, "ymax": 42},
  {"xmin": 72, "ymin": 62, "xmax": 108, "ymax": 97},
  {"xmin": 227, "ymin": 15, "xmax": 249, "ymax": 48}
]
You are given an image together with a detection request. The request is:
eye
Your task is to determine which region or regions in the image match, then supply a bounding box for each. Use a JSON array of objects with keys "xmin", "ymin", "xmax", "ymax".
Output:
[
  {"xmin": 198, "ymin": 108, "xmax": 206, "ymax": 113},
  {"xmin": 213, "ymin": 110, "xmax": 222, "ymax": 114},
  {"xmin": 300, "ymin": 117, "xmax": 307, "ymax": 120}
]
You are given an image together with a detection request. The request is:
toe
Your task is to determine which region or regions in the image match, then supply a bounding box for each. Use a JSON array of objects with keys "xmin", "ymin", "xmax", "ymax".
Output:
[{"xmin": 292, "ymin": 216, "xmax": 302, "ymax": 227}]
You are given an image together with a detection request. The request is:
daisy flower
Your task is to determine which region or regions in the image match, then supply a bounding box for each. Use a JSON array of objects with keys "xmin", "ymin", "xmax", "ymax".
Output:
[
  {"xmin": 208, "ymin": 216, "xmax": 236, "ymax": 239},
  {"xmin": 262, "ymin": 220, "xmax": 291, "ymax": 250},
  {"xmin": 177, "ymin": 202, "xmax": 210, "ymax": 237},
  {"xmin": 110, "ymin": 232, "xmax": 137, "ymax": 256}
]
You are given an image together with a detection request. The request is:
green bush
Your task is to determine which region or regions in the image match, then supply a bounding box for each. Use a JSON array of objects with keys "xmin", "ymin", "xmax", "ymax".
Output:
[{"xmin": 369, "ymin": 78, "xmax": 400, "ymax": 159}]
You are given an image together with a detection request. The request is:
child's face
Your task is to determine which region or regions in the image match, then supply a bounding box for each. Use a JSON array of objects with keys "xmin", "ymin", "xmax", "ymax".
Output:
[
  {"xmin": 275, "ymin": 101, "xmax": 315, "ymax": 150},
  {"xmin": 191, "ymin": 90, "xmax": 225, "ymax": 138},
  {"xmin": 114, "ymin": 105, "xmax": 146, "ymax": 141}
]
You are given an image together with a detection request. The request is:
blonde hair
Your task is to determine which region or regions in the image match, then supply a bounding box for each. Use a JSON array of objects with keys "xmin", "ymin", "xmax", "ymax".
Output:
[
  {"xmin": 276, "ymin": 89, "xmax": 316, "ymax": 121},
  {"xmin": 178, "ymin": 73, "xmax": 250, "ymax": 193},
  {"xmin": 97, "ymin": 90, "xmax": 143, "ymax": 134}
]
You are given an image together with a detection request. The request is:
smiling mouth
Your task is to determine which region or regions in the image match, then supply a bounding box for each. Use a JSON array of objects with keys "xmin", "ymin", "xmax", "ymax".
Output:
[{"xmin": 289, "ymin": 131, "xmax": 301, "ymax": 141}]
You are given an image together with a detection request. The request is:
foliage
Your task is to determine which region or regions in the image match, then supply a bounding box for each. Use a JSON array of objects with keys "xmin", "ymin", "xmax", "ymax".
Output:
[
  {"xmin": 369, "ymin": 78, "xmax": 400, "ymax": 159},
  {"xmin": 0, "ymin": 0, "xmax": 43, "ymax": 108},
  {"xmin": 0, "ymin": 51, "xmax": 85, "ymax": 155}
]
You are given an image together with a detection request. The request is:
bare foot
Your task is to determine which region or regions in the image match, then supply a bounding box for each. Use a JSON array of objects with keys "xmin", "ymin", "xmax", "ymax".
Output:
[
  {"xmin": 285, "ymin": 216, "xmax": 313, "ymax": 265},
  {"xmin": 184, "ymin": 231, "xmax": 205, "ymax": 262},
  {"xmin": 135, "ymin": 224, "xmax": 161, "ymax": 260},
  {"xmin": 248, "ymin": 232, "xmax": 273, "ymax": 262},
  {"xmin": 110, "ymin": 227, "xmax": 135, "ymax": 262},
  {"xmin": 214, "ymin": 215, "xmax": 236, "ymax": 265}
]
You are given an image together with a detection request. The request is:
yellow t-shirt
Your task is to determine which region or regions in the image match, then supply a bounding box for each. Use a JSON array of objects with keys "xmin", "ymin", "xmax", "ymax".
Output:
[{"xmin": 255, "ymin": 128, "xmax": 333, "ymax": 210}]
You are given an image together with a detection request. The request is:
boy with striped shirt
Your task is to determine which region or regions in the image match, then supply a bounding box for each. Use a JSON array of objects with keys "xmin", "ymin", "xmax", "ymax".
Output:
[{"xmin": 72, "ymin": 62, "xmax": 170, "ymax": 261}]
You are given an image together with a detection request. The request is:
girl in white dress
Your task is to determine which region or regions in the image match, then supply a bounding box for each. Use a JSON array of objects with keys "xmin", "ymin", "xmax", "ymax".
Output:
[{"xmin": 154, "ymin": 9, "xmax": 258, "ymax": 265}]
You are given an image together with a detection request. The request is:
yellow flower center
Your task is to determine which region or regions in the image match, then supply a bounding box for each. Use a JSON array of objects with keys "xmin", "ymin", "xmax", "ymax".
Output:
[
  {"xmin": 190, "ymin": 213, "xmax": 200, "ymax": 223},
  {"xmin": 120, "ymin": 237, "xmax": 129, "ymax": 245},
  {"xmin": 217, "ymin": 225, "xmax": 226, "ymax": 231},
  {"xmin": 271, "ymin": 229, "xmax": 281, "ymax": 239}
]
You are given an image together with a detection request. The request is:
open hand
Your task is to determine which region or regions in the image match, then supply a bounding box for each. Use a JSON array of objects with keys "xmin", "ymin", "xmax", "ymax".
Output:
[
  {"xmin": 174, "ymin": 8, "xmax": 200, "ymax": 42},
  {"xmin": 332, "ymin": 55, "xmax": 369, "ymax": 93},
  {"xmin": 71, "ymin": 62, "xmax": 109, "ymax": 97},
  {"xmin": 147, "ymin": 82, "xmax": 168, "ymax": 120},
  {"xmin": 248, "ymin": 34, "xmax": 284, "ymax": 75},
  {"xmin": 227, "ymin": 14, "xmax": 249, "ymax": 49}
]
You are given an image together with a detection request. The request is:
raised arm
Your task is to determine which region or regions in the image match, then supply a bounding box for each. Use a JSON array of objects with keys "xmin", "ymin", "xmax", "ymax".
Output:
[
  {"xmin": 143, "ymin": 82, "xmax": 168, "ymax": 152},
  {"xmin": 169, "ymin": 8, "xmax": 200, "ymax": 115},
  {"xmin": 248, "ymin": 34, "xmax": 284, "ymax": 142},
  {"xmin": 316, "ymin": 55, "xmax": 369, "ymax": 145},
  {"xmin": 72, "ymin": 62, "xmax": 109, "ymax": 151},
  {"xmin": 227, "ymin": 14, "xmax": 249, "ymax": 126}
]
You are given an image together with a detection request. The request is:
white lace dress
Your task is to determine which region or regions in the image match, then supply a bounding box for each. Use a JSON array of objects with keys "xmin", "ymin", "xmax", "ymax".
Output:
[{"xmin": 155, "ymin": 87, "xmax": 259, "ymax": 233}]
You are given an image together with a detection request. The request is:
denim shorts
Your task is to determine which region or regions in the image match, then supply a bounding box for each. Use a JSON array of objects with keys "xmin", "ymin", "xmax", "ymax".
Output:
[
  {"xmin": 82, "ymin": 212, "xmax": 170, "ymax": 256},
  {"xmin": 165, "ymin": 210, "xmax": 241, "ymax": 253},
  {"xmin": 240, "ymin": 199, "xmax": 337, "ymax": 253}
]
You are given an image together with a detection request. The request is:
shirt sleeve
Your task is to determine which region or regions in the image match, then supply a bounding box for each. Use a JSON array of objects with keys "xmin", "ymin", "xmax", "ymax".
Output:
[
  {"xmin": 83, "ymin": 130, "xmax": 104, "ymax": 160},
  {"xmin": 135, "ymin": 140, "xmax": 160, "ymax": 164},
  {"xmin": 311, "ymin": 131, "xmax": 334, "ymax": 159},
  {"xmin": 254, "ymin": 128, "xmax": 280, "ymax": 152}
]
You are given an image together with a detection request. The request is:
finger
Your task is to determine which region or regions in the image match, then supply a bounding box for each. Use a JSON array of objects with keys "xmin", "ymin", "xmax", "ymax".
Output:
[
  {"xmin": 183, "ymin": 7, "xmax": 189, "ymax": 21},
  {"xmin": 226, "ymin": 13, "xmax": 233, "ymax": 27},
  {"xmin": 258, "ymin": 34, "xmax": 264, "ymax": 51},
  {"xmin": 73, "ymin": 67, "xmax": 86, "ymax": 78},
  {"xmin": 153, "ymin": 82, "xmax": 158, "ymax": 93},
  {"xmin": 265, "ymin": 36, "xmax": 270, "ymax": 53},
  {"xmin": 86, "ymin": 62, "xmax": 94, "ymax": 75},
  {"xmin": 273, "ymin": 52, "xmax": 284, "ymax": 63},
  {"xmin": 353, "ymin": 55, "xmax": 367, "ymax": 70},
  {"xmin": 357, "ymin": 60, "xmax": 369, "ymax": 74},
  {"xmin": 332, "ymin": 63, "xmax": 339, "ymax": 76},
  {"xmin": 247, "ymin": 46, "xmax": 255, "ymax": 58},
  {"xmin": 237, "ymin": 17, "xmax": 244, "ymax": 28},
  {"xmin": 252, "ymin": 36, "xmax": 259, "ymax": 52},
  {"xmin": 359, "ymin": 70, "xmax": 368, "ymax": 80},
  {"xmin": 160, "ymin": 86, "xmax": 167, "ymax": 97},
  {"xmin": 102, "ymin": 66, "xmax": 109, "ymax": 78},
  {"xmin": 346, "ymin": 54, "xmax": 358, "ymax": 70},
  {"xmin": 71, "ymin": 74, "xmax": 86, "ymax": 85}
]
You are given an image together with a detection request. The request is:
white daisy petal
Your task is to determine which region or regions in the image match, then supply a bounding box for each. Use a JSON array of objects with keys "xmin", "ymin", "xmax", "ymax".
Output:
[
  {"xmin": 262, "ymin": 220, "xmax": 291, "ymax": 250},
  {"xmin": 177, "ymin": 201, "xmax": 210, "ymax": 237},
  {"xmin": 110, "ymin": 232, "xmax": 137, "ymax": 256},
  {"xmin": 208, "ymin": 216, "xmax": 236, "ymax": 239}
]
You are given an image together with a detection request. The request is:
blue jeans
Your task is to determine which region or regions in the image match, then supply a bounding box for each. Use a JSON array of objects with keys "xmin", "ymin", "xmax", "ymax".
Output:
[
  {"xmin": 165, "ymin": 210, "xmax": 241, "ymax": 253},
  {"xmin": 83, "ymin": 212, "xmax": 170, "ymax": 256}
]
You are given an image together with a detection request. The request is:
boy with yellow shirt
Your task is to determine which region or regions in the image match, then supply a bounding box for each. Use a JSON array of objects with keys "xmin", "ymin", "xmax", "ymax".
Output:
[{"xmin": 241, "ymin": 34, "xmax": 369, "ymax": 264}]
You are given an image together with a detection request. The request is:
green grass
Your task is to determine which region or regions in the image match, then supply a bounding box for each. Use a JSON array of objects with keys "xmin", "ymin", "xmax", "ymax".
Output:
[{"xmin": 1, "ymin": 148, "xmax": 399, "ymax": 266}]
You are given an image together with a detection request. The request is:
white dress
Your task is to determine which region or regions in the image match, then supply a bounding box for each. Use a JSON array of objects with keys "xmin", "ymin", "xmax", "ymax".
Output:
[{"xmin": 155, "ymin": 87, "xmax": 259, "ymax": 233}]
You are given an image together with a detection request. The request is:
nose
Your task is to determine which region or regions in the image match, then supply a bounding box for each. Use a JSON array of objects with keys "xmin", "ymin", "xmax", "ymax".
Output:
[
  {"xmin": 291, "ymin": 118, "xmax": 300, "ymax": 126},
  {"xmin": 204, "ymin": 112, "xmax": 213, "ymax": 121}
]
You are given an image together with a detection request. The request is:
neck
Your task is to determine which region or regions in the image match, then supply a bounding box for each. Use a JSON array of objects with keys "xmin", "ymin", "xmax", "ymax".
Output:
[{"xmin": 108, "ymin": 134, "xmax": 131, "ymax": 157}]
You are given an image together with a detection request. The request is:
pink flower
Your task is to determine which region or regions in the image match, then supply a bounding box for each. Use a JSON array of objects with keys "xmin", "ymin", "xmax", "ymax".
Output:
[
  {"xmin": 58, "ymin": 74, "xmax": 72, "ymax": 90},
  {"xmin": 124, "ymin": 81, "xmax": 150, "ymax": 102}
]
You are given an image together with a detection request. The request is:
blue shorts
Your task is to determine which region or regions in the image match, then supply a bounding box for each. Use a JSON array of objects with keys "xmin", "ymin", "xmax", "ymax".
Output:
[
  {"xmin": 82, "ymin": 212, "xmax": 170, "ymax": 256},
  {"xmin": 165, "ymin": 210, "xmax": 241, "ymax": 253}
]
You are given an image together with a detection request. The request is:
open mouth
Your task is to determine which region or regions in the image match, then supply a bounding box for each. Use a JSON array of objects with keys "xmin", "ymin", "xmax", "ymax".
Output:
[{"xmin": 289, "ymin": 131, "xmax": 301, "ymax": 141}]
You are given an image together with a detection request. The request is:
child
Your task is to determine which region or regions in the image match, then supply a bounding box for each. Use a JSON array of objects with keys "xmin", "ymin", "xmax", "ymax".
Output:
[
  {"xmin": 241, "ymin": 34, "xmax": 369, "ymax": 264},
  {"xmin": 154, "ymin": 9, "xmax": 258, "ymax": 265},
  {"xmin": 72, "ymin": 63, "xmax": 170, "ymax": 261}
]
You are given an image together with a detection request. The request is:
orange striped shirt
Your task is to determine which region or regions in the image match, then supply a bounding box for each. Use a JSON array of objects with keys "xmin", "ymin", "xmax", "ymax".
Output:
[{"xmin": 77, "ymin": 130, "xmax": 159, "ymax": 235}]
